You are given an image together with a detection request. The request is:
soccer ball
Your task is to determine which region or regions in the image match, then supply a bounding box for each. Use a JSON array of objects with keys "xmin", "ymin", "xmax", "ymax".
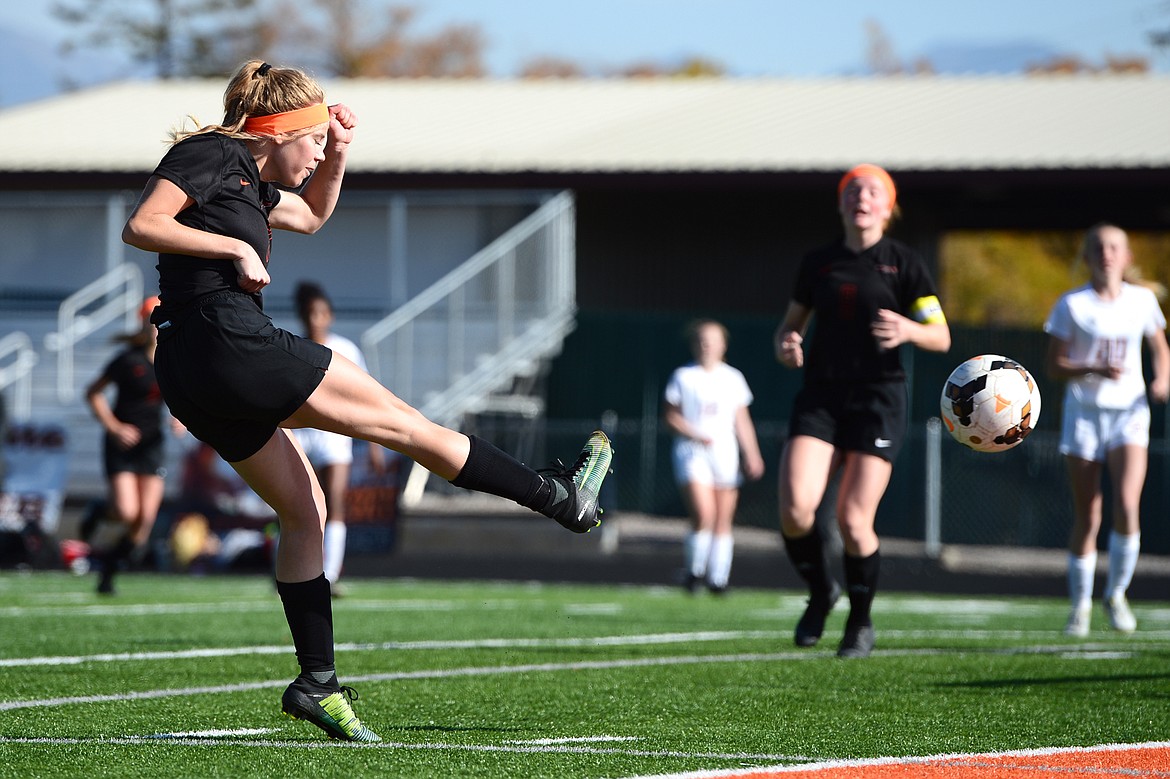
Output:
[{"xmin": 939, "ymin": 355, "xmax": 1041, "ymax": 453}]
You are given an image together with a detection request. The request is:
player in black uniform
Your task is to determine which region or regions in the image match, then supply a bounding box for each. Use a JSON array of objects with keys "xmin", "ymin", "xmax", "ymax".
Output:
[
  {"xmin": 774, "ymin": 164, "xmax": 950, "ymax": 658},
  {"xmin": 121, "ymin": 60, "xmax": 612, "ymax": 742},
  {"xmin": 85, "ymin": 296, "xmax": 172, "ymax": 595}
]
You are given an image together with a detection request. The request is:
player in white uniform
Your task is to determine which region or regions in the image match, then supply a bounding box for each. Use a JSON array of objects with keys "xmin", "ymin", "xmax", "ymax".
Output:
[
  {"xmin": 1044, "ymin": 224, "xmax": 1170, "ymax": 636},
  {"xmin": 664, "ymin": 320, "xmax": 764, "ymax": 593},
  {"xmin": 292, "ymin": 282, "xmax": 386, "ymax": 596}
]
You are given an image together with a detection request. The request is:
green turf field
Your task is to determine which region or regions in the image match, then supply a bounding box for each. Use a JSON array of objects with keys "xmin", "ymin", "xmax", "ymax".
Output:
[{"xmin": 0, "ymin": 572, "xmax": 1167, "ymax": 778}]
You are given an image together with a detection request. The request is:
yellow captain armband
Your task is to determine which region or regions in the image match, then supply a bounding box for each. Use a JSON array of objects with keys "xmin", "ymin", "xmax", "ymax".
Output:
[{"xmin": 910, "ymin": 295, "xmax": 947, "ymax": 325}]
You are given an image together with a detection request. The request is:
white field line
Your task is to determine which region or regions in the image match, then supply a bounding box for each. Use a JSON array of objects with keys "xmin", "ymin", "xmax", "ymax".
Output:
[
  {"xmin": 506, "ymin": 736, "xmax": 641, "ymax": 744},
  {"xmin": 0, "ymin": 652, "xmax": 809, "ymax": 712},
  {"xmin": 0, "ymin": 598, "xmax": 533, "ymax": 619},
  {"xmin": 0, "ymin": 631, "xmax": 787, "ymax": 668},
  {"xmin": 615, "ymin": 740, "xmax": 1170, "ymax": 779},
  {"xmin": 0, "ymin": 643, "xmax": 1136, "ymax": 713},
  {"xmin": 146, "ymin": 728, "xmax": 276, "ymax": 738},
  {"xmin": 3, "ymin": 626, "xmax": 1163, "ymax": 670},
  {"xmin": 3, "ymin": 735, "xmax": 1167, "ymax": 771},
  {"xmin": 0, "ymin": 734, "xmax": 814, "ymax": 762}
]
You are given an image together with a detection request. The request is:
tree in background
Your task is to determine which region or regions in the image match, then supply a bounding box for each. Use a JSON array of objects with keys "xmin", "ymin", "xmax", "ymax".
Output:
[
  {"xmin": 1149, "ymin": 0, "xmax": 1170, "ymax": 59},
  {"xmin": 940, "ymin": 230, "xmax": 1170, "ymax": 328},
  {"xmin": 52, "ymin": 0, "xmax": 725, "ymax": 80},
  {"xmin": 52, "ymin": 0, "xmax": 267, "ymax": 79},
  {"xmin": 52, "ymin": 0, "xmax": 487, "ymax": 79},
  {"xmin": 864, "ymin": 19, "xmax": 934, "ymax": 75},
  {"xmin": 273, "ymin": 1, "xmax": 485, "ymax": 78}
]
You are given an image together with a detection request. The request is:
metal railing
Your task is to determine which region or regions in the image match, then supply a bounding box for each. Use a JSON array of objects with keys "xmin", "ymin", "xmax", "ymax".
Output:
[
  {"xmin": 0, "ymin": 332, "xmax": 39, "ymax": 421},
  {"xmin": 44, "ymin": 263, "xmax": 143, "ymax": 402},
  {"xmin": 362, "ymin": 191, "xmax": 577, "ymax": 427},
  {"xmin": 362, "ymin": 191, "xmax": 576, "ymax": 506}
]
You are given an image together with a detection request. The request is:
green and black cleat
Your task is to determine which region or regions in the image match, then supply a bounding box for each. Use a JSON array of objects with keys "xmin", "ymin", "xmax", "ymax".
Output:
[
  {"xmin": 281, "ymin": 678, "xmax": 381, "ymax": 743},
  {"xmin": 539, "ymin": 430, "xmax": 614, "ymax": 533}
]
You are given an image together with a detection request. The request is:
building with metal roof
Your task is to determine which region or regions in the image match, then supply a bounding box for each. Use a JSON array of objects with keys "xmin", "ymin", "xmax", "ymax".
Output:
[
  {"xmin": 2, "ymin": 74, "xmax": 1170, "ymax": 320},
  {"xmin": 1, "ymin": 75, "xmax": 1169, "ymax": 175},
  {"xmin": 2, "ymin": 74, "xmax": 1168, "ymax": 314}
]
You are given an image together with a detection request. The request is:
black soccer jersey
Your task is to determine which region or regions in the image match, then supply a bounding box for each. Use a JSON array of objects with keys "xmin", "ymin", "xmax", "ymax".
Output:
[
  {"xmin": 100, "ymin": 347, "xmax": 164, "ymax": 443},
  {"xmin": 792, "ymin": 236, "xmax": 941, "ymax": 383},
  {"xmin": 151, "ymin": 132, "xmax": 282, "ymax": 309}
]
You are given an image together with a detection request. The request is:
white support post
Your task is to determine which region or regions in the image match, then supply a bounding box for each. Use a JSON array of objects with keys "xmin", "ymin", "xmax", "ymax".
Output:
[{"xmin": 924, "ymin": 416, "xmax": 942, "ymax": 559}]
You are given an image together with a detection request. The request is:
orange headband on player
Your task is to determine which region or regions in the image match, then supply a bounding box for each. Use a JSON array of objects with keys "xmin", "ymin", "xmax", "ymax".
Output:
[
  {"xmin": 243, "ymin": 103, "xmax": 329, "ymax": 136},
  {"xmin": 838, "ymin": 164, "xmax": 897, "ymax": 208}
]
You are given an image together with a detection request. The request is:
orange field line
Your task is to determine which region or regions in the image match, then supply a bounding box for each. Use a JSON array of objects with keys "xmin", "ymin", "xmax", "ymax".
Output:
[{"xmin": 635, "ymin": 742, "xmax": 1170, "ymax": 779}]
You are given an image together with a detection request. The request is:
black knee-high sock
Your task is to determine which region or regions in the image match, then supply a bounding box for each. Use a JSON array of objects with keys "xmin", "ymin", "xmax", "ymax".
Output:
[
  {"xmin": 106, "ymin": 535, "xmax": 136, "ymax": 566},
  {"xmin": 843, "ymin": 549, "xmax": 881, "ymax": 629},
  {"xmin": 782, "ymin": 530, "xmax": 836, "ymax": 598},
  {"xmin": 449, "ymin": 434, "xmax": 553, "ymax": 511},
  {"xmin": 276, "ymin": 574, "xmax": 336, "ymax": 684}
]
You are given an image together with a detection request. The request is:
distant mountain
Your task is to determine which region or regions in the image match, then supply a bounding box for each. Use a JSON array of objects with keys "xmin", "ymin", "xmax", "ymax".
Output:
[
  {"xmin": 917, "ymin": 40, "xmax": 1065, "ymax": 74},
  {"xmin": 0, "ymin": 25, "xmax": 135, "ymax": 108}
]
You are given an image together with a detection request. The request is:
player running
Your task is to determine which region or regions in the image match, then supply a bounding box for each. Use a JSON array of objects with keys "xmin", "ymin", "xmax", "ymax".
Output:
[{"xmin": 774, "ymin": 164, "xmax": 950, "ymax": 658}]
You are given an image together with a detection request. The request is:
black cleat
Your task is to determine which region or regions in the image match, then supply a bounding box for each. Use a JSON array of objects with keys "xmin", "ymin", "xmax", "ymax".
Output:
[
  {"xmin": 281, "ymin": 677, "xmax": 381, "ymax": 742},
  {"xmin": 837, "ymin": 623, "xmax": 876, "ymax": 659},
  {"xmin": 794, "ymin": 580, "xmax": 841, "ymax": 648},
  {"xmin": 538, "ymin": 431, "xmax": 613, "ymax": 533}
]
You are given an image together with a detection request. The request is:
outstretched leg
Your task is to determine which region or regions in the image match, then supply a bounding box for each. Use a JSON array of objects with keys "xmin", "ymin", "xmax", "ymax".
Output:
[{"xmin": 285, "ymin": 354, "xmax": 612, "ymax": 532}]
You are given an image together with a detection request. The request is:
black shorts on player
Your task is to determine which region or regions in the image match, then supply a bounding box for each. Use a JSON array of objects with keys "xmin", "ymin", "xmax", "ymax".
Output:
[
  {"xmin": 103, "ymin": 434, "xmax": 166, "ymax": 478},
  {"xmin": 152, "ymin": 290, "xmax": 331, "ymax": 462},
  {"xmin": 788, "ymin": 380, "xmax": 907, "ymax": 462}
]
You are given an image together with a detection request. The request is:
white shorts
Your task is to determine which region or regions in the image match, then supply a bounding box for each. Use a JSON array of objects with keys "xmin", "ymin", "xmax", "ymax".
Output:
[
  {"xmin": 672, "ymin": 439, "xmax": 741, "ymax": 489},
  {"xmin": 1059, "ymin": 398, "xmax": 1150, "ymax": 463},
  {"xmin": 292, "ymin": 427, "xmax": 354, "ymax": 468}
]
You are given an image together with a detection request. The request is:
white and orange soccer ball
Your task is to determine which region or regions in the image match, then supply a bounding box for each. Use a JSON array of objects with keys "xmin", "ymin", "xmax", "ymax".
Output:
[{"xmin": 939, "ymin": 355, "xmax": 1041, "ymax": 453}]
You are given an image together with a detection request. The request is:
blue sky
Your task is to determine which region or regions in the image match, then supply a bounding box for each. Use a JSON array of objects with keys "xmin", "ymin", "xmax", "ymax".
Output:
[{"xmin": 1, "ymin": 0, "xmax": 1167, "ymax": 105}]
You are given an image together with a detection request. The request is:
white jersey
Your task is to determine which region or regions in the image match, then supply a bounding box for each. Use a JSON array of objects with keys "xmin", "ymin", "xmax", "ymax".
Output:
[
  {"xmin": 293, "ymin": 333, "xmax": 368, "ymax": 467},
  {"xmin": 665, "ymin": 361, "xmax": 753, "ymax": 488},
  {"xmin": 1044, "ymin": 283, "xmax": 1166, "ymax": 410},
  {"xmin": 324, "ymin": 333, "xmax": 367, "ymax": 373},
  {"xmin": 664, "ymin": 361, "xmax": 753, "ymax": 447}
]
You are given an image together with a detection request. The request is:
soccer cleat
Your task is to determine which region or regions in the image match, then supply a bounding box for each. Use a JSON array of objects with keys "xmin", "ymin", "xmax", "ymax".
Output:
[
  {"xmin": 537, "ymin": 430, "xmax": 613, "ymax": 533},
  {"xmin": 678, "ymin": 571, "xmax": 702, "ymax": 594},
  {"xmin": 95, "ymin": 560, "xmax": 117, "ymax": 595},
  {"xmin": 1063, "ymin": 605, "xmax": 1091, "ymax": 638},
  {"xmin": 281, "ymin": 678, "xmax": 381, "ymax": 742},
  {"xmin": 837, "ymin": 623, "xmax": 876, "ymax": 659},
  {"xmin": 794, "ymin": 580, "xmax": 841, "ymax": 648},
  {"xmin": 1103, "ymin": 595, "xmax": 1136, "ymax": 634}
]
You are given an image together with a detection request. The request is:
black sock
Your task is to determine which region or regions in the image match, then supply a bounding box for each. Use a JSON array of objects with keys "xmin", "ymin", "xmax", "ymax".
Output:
[
  {"xmin": 276, "ymin": 574, "xmax": 336, "ymax": 683},
  {"xmin": 449, "ymin": 434, "xmax": 549, "ymax": 509},
  {"xmin": 102, "ymin": 535, "xmax": 136, "ymax": 572},
  {"xmin": 782, "ymin": 530, "xmax": 836, "ymax": 599},
  {"xmin": 843, "ymin": 549, "xmax": 881, "ymax": 629}
]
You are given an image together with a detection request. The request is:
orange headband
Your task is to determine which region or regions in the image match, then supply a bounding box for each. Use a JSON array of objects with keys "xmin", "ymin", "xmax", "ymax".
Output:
[
  {"xmin": 243, "ymin": 103, "xmax": 329, "ymax": 136},
  {"xmin": 838, "ymin": 164, "xmax": 897, "ymax": 208}
]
